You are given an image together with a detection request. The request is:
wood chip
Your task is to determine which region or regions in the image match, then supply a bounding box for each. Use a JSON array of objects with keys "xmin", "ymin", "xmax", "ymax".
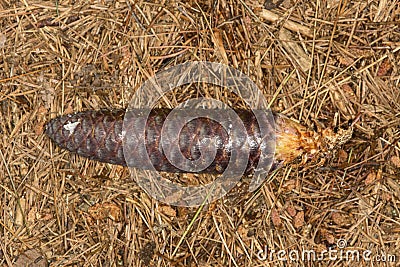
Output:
[
  {"xmin": 279, "ymin": 29, "xmax": 311, "ymax": 72},
  {"xmin": 259, "ymin": 9, "xmax": 313, "ymax": 37},
  {"xmin": 15, "ymin": 198, "xmax": 25, "ymax": 226}
]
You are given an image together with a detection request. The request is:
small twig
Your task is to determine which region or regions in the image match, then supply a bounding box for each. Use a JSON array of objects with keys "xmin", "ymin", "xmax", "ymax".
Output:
[{"xmin": 259, "ymin": 9, "xmax": 314, "ymax": 38}]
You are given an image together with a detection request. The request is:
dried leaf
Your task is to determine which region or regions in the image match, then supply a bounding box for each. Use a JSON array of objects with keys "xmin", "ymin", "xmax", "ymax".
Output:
[
  {"xmin": 338, "ymin": 55, "xmax": 354, "ymax": 66},
  {"xmin": 365, "ymin": 169, "xmax": 382, "ymax": 185},
  {"xmin": 320, "ymin": 228, "xmax": 335, "ymax": 244},
  {"xmin": 337, "ymin": 149, "xmax": 348, "ymax": 163},
  {"xmin": 331, "ymin": 212, "xmax": 352, "ymax": 226},
  {"xmin": 282, "ymin": 180, "xmax": 296, "ymax": 191},
  {"xmin": 27, "ymin": 206, "xmax": 37, "ymax": 223},
  {"xmin": 391, "ymin": 156, "xmax": 400, "ymax": 168},
  {"xmin": 365, "ymin": 170, "xmax": 377, "ymax": 185},
  {"xmin": 286, "ymin": 205, "xmax": 297, "ymax": 217},
  {"xmin": 377, "ymin": 59, "xmax": 392, "ymax": 76},
  {"xmin": 359, "ymin": 198, "xmax": 374, "ymax": 215},
  {"xmin": 237, "ymin": 225, "xmax": 249, "ymax": 238},
  {"xmin": 159, "ymin": 205, "xmax": 176, "ymax": 218},
  {"xmin": 88, "ymin": 202, "xmax": 122, "ymax": 221},
  {"xmin": 293, "ymin": 210, "xmax": 304, "ymax": 228},
  {"xmin": 271, "ymin": 209, "xmax": 282, "ymax": 228},
  {"xmin": 341, "ymin": 84, "xmax": 356, "ymax": 102}
]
